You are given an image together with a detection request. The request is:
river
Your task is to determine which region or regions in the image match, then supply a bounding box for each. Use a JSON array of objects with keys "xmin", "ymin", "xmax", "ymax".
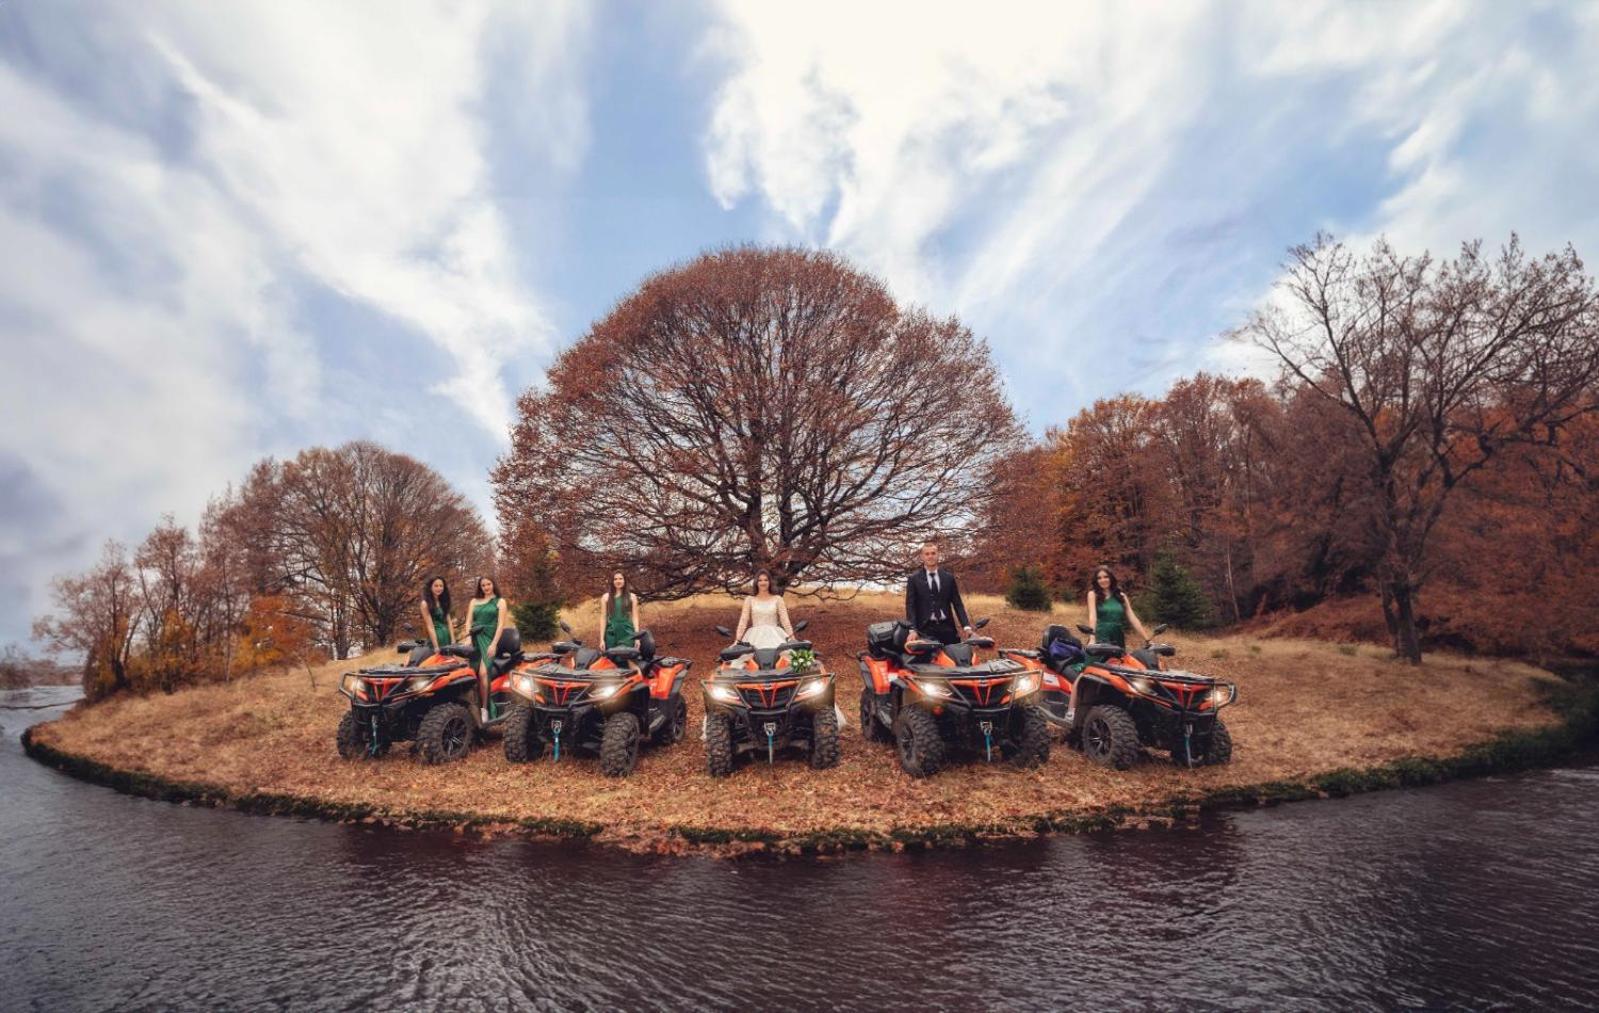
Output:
[{"xmin": 4, "ymin": 686, "xmax": 1597, "ymax": 1011}]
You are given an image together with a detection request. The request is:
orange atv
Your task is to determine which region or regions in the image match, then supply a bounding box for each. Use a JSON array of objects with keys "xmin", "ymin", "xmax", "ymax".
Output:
[
  {"xmin": 1003, "ymin": 623, "xmax": 1236, "ymax": 769},
  {"xmin": 858, "ymin": 618, "xmax": 1050, "ymax": 778},
  {"xmin": 336, "ymin": 629, "xmax": 546, "ymax": 764},
  {"xmin": 702, "ymin": 620, "xmax": 839, "ymax": 776},
  {"xmin": 501, "ymin": 622, "xmax": 691, "ymax": 777}
]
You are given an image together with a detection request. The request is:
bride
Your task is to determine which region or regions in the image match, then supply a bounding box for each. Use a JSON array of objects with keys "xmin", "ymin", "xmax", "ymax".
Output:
[{"xmin": 734, "ymin": 570, "xmax": 793, "ymax": 649}]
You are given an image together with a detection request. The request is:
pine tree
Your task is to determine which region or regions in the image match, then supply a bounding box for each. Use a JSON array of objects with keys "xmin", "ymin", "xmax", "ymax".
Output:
[
  {"xmin": 503, "ymin": 519, "xmax": 563, "ymax": 642},
  {"xmin": 1148, "ymin": 550, "xmax": 1214, "ymax": 629},
  {"xmin": 1006, "ymin": 566, "xmax": 1053, "ymax": 612}
]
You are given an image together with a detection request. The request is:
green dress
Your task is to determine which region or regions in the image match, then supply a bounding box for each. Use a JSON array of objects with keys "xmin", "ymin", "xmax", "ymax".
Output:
[
  {"xmin": 470, "ymin": 596, "xmax": 502, "ymax": 667},
  {"xmin": 429, "ymin": 603, "xmax": 452, "ymax": 648},
  {"xmin": 1094, "ymin": 594, "xmax": 1128, "ymax": 647},
  {"xmin": 604, "ymin": 593, "xmax": 635, "ymax": 649}
]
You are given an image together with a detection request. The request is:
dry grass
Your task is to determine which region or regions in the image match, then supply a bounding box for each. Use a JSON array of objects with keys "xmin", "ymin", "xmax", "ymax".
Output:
[{"xmin": 32, "ymin": 592, "xmax": 1564, "ymax": 849}]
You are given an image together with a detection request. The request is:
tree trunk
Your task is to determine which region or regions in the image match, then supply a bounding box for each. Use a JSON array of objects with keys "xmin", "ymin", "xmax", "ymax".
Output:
[{"xmin": 1391, "ymin": 581, "xmax": 1422, "ymax": 665}]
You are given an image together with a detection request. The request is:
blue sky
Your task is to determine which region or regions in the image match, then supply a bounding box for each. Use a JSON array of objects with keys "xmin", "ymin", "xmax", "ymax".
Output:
[{"xmin": 2, "ymin": 0, "xmax": 1597, "ymax": 647}]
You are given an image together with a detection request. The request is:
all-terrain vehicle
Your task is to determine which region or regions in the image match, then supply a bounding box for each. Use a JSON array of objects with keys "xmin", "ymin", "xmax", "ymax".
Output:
[
  {"xmin": 1002, "ymin": 623, "xmax": 1236, "ymax": 769},
  {"xmin": 702, "ymin": 620, "xmax": 839, "ymax": 776},
  {"xmin": 336, "ymin": 628, "xmax": 546, "ymax": 764},
  {"xmin": 857, "ymin": 618, "xmax": 1050, "ymax": 778},
  {"xmin": 501, "ymin": 622, "xmax": 691, "ymax": 777}
]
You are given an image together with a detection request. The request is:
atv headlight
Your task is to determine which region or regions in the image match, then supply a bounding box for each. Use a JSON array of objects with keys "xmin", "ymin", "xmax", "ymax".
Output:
[
  {"xmin": 1209, "ymin": 684, "xmax": 1235, "ymax": 707},
  {"xmin": 1126, "ymin": 675, "xmax": 1154, "ymax": 695},
  {"xmin": 797, "ymin": 678, "xmax": 828, "ymax": 700},
  {"xmin": 514, "ymin": 674, "xmax": 536, "ymax": 697},
  {"xmin": 916, "ymin": 679, "xmax": 951, "ymax": 698},
  {"xmin": 590, "ymin": 681, "xmax": 622, "ymax": 701},
  {"xmin": 1012, "ymin": 673, "xmax": 1040, "ymax": 697},
  {"xmin": 341, "ymin": 674, "xmax": 363, "ymax": 696},
  {"xmin": 707, "ymin": 683, "xmax": 740, "ymax": 704},
  {"xmin": 406, "ymin": 675, "xmax": 433, "ymax": 694}
]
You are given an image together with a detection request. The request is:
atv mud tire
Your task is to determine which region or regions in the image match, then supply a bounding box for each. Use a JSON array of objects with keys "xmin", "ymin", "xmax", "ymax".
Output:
[
  {"xmin": 416, "ymin": 702, "xmax": 473, "ymax": 764},
  {"xmin": 1082, "ymin": 704, "xmax": 1140, "ymax": 770},
  {"xmin": 336, "ymin": 710, "xmax": 389, "ymax": 759},
  {"xmin": 1008, "ymin": 705, "xmax": 1051, "ymax": 769},
  {"xmin": 860, "ymin": 686, "xmax": 891, "ymax": 743},
  {"xmin": 654, "ymin": 695, "xmax": 688, "ymax": 745},
  {"xmin": 502, "ymin": 703, "xmax": 540, "ymax": 763},
  {"xmin": 894, "ymin": 706, "xmax": 945, "ymax": 778},
  {"xmin": 1201, "ymin": 719, "xmax": 1233, "ymax": 765},
  {"xmin": 809, "ymin": 706, "xmax": 841, "ymax": 770},
  {"xmin": 599, "ymin": 711, "xmax": 641, "ymax": 777},
  {"xmin": 704, "ymin": 713, "xmax": 734, "ymax": 778}
]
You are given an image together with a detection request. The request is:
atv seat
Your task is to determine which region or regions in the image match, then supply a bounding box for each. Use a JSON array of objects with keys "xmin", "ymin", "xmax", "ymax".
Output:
[
  {"xmin": 490, "ymin": 652, "xmax": 524, "ymax": 677},
  {"xmin": 551, "ymin": 641, "xmax": 580, "ymax": 655},
  {"xmin": 606, "ymin": 647, "xmax": 641, "ymax": 662},
  {"xmin": 1084, "ymin": 643, "xmax": 1124, "ymax": 661}
]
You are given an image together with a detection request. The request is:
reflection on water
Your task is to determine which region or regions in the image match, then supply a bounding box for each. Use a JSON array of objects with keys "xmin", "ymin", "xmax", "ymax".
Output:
[{"xmin": 4, "ymin": 689, "xmax": 1598, "ymax": 1010}]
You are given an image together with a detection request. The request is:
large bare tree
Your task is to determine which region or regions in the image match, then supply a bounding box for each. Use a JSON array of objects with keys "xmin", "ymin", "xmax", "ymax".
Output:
[
  {"xmin": 1243, "ymin": 234, "xmax": 1599, "ymax": 662},
  {"xmin": 232, "ymin": 442, "xmax": 491, "ymax": 656},
  {"xmin": 494, "ymin": 246, "xmax": 1024, "ymax": 597}
]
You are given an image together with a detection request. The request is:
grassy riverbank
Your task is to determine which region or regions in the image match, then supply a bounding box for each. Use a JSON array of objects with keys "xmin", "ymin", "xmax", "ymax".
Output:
[{"xmin": 25, "ymin": 593, "xmax": 1589, "ymax": 854}]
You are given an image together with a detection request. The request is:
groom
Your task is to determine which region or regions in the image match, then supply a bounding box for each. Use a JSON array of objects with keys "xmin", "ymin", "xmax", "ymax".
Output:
[{"xmin": 905, "ymin": 540, "xmax": 973, "ymax": 646}]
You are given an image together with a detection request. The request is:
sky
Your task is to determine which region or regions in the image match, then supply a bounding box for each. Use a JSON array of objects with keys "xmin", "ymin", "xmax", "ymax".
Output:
[{"xmin": 2, "ymin": 0, "xmax": 1597, "ymax": 648}]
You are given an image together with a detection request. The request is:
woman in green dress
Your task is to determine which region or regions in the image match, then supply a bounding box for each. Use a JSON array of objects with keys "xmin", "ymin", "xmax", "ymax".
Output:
[
  {"xmin": 598, "ymin": 571, "xmax": 639, "ymax": 650},
  {"xmin": 1086, "ymin": 565, "xmax": 1151, "ymax": 648},
  {"xmin": 417, "ymin": 576, "xmax": 456, "ymax": 653},
  {"xmin": 466, "ymin": 576, "xmax": 510, "ymax": 723}
]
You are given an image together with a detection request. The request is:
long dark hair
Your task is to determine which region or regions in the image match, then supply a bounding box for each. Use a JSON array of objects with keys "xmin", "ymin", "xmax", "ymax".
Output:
[
  {"xmin": 475, "ymin": 576, "xmax": 500, "ymax": 600},
  {"xmin": 423, "ymin": 576, "xmax": 451, "ymax": 617},
  {"xmin": 1090, "ymin": 566, "xmax": 1126, "ymax": 604},
  {"xmin": 752, "ymin": 569, "xmax": 774, "ymax": 596},
  {"xmin": 605, "ymin": 571, "xmax": 628, "ymax": 609}
]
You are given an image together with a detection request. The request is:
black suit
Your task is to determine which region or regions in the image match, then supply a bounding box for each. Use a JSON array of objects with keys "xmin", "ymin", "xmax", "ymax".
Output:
[{"xmin": 905, "ymin": 567, "xmax": 971, "ymax": 645}]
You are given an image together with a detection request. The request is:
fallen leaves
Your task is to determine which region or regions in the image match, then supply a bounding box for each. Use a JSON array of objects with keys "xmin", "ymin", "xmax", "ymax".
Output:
[{"xmin": 29, "ymin": 592, "xmax": 1564, "ymax": 853}]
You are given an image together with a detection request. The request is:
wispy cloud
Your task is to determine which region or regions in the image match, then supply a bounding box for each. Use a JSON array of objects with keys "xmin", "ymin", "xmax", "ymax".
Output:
[
  {"xmin": 701, "ymin": 0, "xmax": 1599, "ymax": 422},
  {"xmin": 0, "ymin": 2, "xmax": 592, "ymax": 643}
]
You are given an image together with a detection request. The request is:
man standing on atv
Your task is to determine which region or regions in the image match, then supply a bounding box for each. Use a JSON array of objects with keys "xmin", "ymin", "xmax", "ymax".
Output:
[{"xmin": 905, "ymin": 540, "xmax": 973, "ymax": 646}]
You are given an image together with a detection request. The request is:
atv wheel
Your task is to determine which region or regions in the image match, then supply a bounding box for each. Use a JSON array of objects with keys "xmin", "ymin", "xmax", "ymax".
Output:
[
  {"xmin": 704, "ymin": 713, "xmax": 734, "ymax": 778},
  {"xmin": 1008, "ymin": 705, "xmax": 1051, "ymax": 769},
  {"xmin": 416, "ymin": 702, "xmax": 473, "ymax": 764},
  {"xmin": 1081, "ymin": 705, "xmax": 1140, "ymax": 770},
  {"xmin": 599, "ymin": 711, "xmax": 641, "ymax": 777},
  {"xmin": 860, "ymin": 686, "xmax": 890, "ymax": 742},
  {"xmin": 654, "ymin": 695, "xmax": 688, "ymax": 745},
  {"xmin": 809, "ymin": 706, "xmax": 841, "ymax": 770},
  {"xmin": 894, "ymin": 706, "xmax": 945, "ymax": 778},
  {"xmin": 1201, "ymin": 719, "xmax": 1233, "ymax": 765},
  {"xmin": 502, "ymin": 704, "xmax": 539, "ymax": 763},
  {"xmin": 336, "ymin": 710, "xmax": 389, "ymax": 759}
]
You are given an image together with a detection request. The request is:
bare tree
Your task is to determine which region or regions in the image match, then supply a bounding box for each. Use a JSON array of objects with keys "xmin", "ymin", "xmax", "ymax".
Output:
[
  {"xmin": 232, "ymin": 442, "xmax": 491, "ymax": 656},
  {"xmin": 32, "ymin": 541, "xmax": 141, "ymax": 698},
  {"xmin": 493, "ymin": 246, "xmax": 1024, "ymax": 597},
  {"xmin": 1243, "ymin": 234, "xmax": 1599, "ymax": 662}
]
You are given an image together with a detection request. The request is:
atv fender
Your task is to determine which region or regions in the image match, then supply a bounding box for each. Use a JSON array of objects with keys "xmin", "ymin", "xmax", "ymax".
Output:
[{"xmin": 1068, "ymin": 674, "xmax": 1117, "ymax": 731}]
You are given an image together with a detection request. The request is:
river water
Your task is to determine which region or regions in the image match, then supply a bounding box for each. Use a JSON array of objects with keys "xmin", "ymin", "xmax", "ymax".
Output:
[{"xmin": 4, "ymin": 686, "xmax": 1597, "ymax": 1011}]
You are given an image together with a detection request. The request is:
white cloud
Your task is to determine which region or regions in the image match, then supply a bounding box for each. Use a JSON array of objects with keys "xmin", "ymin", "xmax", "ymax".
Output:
[
  {"xmin": 701, "ymin": 0, "xmax": 1599, "ymax": 418},
  {"xmin": 0, "ymin": 2, "xmax": 591, "ymax": 643}
]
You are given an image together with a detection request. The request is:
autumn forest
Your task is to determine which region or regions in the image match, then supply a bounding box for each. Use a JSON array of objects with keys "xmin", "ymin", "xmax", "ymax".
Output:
[{"xmin": 36, "ymin": 237, "xmax": 1599, "ymax": 698}]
